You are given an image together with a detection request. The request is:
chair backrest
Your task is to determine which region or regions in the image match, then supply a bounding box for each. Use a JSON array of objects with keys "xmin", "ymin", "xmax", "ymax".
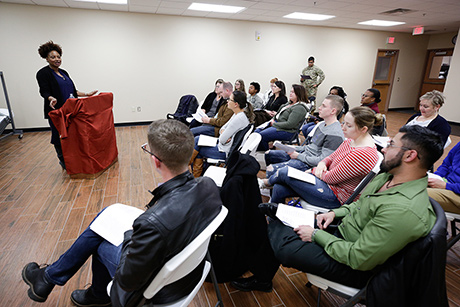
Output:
[
  {"xmin": 167, "ymin": 95, "xmax": 199, "ymax": 122},
  {"xmin": 240, "ymin": 132, "xmax": 262, "ymax": 156},
  {"xmin": 143, "ymin": 206, "xmax": 228, "ymax": 300},
  {"xmin": 228, "ymin": 124, "xmax": 253, "ymax": 157},
  {"xmin": 366, "ymin": 198, "xmax": 448, "ymax": 306},
  {"xmin": 343, "ymin": 151, "xmax": 384, "ymax": 205}
]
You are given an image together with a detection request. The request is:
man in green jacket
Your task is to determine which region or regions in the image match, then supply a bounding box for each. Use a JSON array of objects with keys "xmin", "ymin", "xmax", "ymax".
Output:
[{"xmin": 231, "ymin": 125, "xmax": 444, "ymax": 292}]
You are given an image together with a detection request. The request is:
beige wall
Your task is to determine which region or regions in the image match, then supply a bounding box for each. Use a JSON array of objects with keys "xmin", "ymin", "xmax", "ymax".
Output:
[
  {"xmin": 441, "ymin": 28, "xmax": 460, "ymax": 123},
  {"xmin": 2, "ymin": 3, "xmax": 455, "ymax": 129},
  {"xmin": 427, "ymin": 32, "xmax": 457, "ymax": 49}
]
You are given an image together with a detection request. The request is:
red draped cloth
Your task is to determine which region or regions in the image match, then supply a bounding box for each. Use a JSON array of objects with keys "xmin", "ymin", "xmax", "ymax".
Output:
[{"xmin": 49, "ymin": 92, "xmax": 118, "ymax": 176}]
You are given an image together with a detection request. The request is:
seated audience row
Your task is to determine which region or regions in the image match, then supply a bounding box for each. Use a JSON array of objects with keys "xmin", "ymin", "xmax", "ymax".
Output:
[
  {"xmin": 263, "ymin": 107, "xmax": 382, "ymax": 209},
  {"xmin": 232, "ymin": 125, "xmax": 444, "ymax": 296}
]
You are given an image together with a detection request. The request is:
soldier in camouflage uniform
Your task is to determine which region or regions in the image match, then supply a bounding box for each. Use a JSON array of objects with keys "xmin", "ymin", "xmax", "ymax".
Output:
[{"xmin": 301, "ymin": 56, "xmax": 325, "ymax": 101}]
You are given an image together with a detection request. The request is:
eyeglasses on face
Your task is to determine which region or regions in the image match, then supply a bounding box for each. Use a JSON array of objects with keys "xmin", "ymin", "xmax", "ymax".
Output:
[
  {"xmin": 386, "ymin": 140, "xmax": 421, "ymax": 159},
  {"xmin": 141, "ymin": 143, "xmax": 162, "ymax": 162}
]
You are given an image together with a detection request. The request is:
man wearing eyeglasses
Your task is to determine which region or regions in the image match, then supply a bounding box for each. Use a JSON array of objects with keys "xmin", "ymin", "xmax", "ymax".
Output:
[
  {"xmin": 22, "ymin": 119, "xmax": 222, "ymax": 307},
  {"xmin": 232, "ymin": 125, "xmax": 443, "ymax": 296},
  {"xmin": 190, "ymin": 81, "xmax": 234, "ymax": 138}
]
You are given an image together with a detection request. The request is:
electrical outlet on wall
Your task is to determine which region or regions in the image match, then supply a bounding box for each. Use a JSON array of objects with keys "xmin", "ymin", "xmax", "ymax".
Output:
[
  {"xmin": 131, "ymin": 106, "xmax": 136, "ymax": 112},
  {"xmin": 137, "ymin": 106, "xmax": 141, "ymax": 112}
]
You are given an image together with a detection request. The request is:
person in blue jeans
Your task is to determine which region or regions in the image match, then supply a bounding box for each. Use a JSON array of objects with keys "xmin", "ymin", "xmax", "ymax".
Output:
[
  {"xmin": 22, "ymin": 119, "xmax": 222, "ymax": 307},
  {"xmin": 262, "ymin": 95, "xmax": 345, "ymax": 183},
  {"xmin": 255, "ymin": 84, "xmax": 308, "ymax": 151},
  {"xmin": 190, "ymin": 91, "xmax": 251, "ymax": 177}
]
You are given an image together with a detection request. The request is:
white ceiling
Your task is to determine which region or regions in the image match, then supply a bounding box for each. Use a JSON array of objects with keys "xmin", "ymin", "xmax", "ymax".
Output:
[{"xmin": 2, "ymin": 0, "xmax": 460, "ymax": 34}]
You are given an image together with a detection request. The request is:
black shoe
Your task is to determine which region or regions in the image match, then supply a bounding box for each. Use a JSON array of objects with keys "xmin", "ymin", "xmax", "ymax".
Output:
[
  {"xmin": 70, "ymin": 288, "xmax": 111, "ymax": 307},
  {"xmin": 258, "ymin": 203, "xmax": 279, "ymax": 220},
  {"xmin": 22, "ymin": 262, "xmax": 55, "ymax": 303},
  {"xmin": 59, "ymin": 160, "xmax": 66, "ymax": 170},
  {"xmin": 231, "ymin": 276, "xmax": 273, "ymax": 292}
]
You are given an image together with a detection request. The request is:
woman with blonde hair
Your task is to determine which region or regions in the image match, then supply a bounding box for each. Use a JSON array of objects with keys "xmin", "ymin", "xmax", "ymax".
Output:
[{"xmin": 405, "ymin": 90, "xmax": 451, "ymax": 146}]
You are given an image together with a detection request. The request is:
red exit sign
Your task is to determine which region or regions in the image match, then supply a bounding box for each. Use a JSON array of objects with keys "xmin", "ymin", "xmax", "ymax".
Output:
[{"xmin": 413, "ymin": 26, "xmax": 424, "ymax": 35}]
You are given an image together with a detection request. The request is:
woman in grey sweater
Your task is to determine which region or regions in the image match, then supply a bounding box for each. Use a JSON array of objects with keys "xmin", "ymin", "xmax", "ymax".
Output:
[{"xmin": 190, "ymin": 91, "xmax": 250, "ymax": 177}]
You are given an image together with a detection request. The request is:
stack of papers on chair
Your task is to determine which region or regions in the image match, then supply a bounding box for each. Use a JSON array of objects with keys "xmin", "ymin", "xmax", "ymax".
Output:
[
  {"xmin": 287, "ymin": 167, "xmax": 316, "ymax": 184},
  {"xmin": 276, "ymin": 203, "xmax": 315, "ymax": 228},
  {"xmin": 273, "ymin": 141, "xmax": 296, "ymax": 153},
  {"xmin": 203, "ymin": 166, "xmax": 226, "ymax": 187},
  {"xmin": 90, "ymin": 203, "xmax": 144, "ymax": 246},
  {"xmin": 198, "ymin": 135, "xmax": 218, "ymax": 147}
]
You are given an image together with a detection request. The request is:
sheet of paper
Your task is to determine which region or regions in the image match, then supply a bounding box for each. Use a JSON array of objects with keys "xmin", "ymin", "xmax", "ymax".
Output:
[
  {"xmin": 203, "ymin": 165, "xmax": 227, "ymax": 187},
  {"xmin": 287, "ymin": 166, "xmax": 316, "ymax": 184},
  {"xmin": 90, "ymin": 203, "xmax": 144, "ymax": 246},
  {"xmin": 192, "ymin": 109, "xmax": 207, "ymax": 123},
  {"xmin": 428, "ymin": 172, "xmax": 445, "ymax": 182},
  {"xmin": 197, "ymin": 135, "xmax": 218, "ymax": 147},
  {"xmin": 276, "ymin": 203, "xmax": 315, "ymax": 228},
  {"xmin": 273, "ymin": 141, "xmax": 296, "ymax": 154},
  {"xmin": 0, "ymin": 108, "xmax": 10, "ymax": 117}
]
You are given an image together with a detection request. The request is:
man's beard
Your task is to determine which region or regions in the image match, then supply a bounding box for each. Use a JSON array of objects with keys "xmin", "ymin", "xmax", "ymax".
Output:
[{"xmin": 380, "ymin": 150, "xmax": 404, "ymax": 173}]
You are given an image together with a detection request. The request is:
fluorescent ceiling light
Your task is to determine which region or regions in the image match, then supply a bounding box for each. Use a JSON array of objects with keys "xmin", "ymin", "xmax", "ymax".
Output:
[
  {"xmin": 188, "ymin": 3, "xmax": 245, "ymax": 14},
  {"xmin": 358, "ymin": 20, "xmax": 406, "ymax": 27},
  {"xmin": 283, "ymin": 12, "xmax": 335, "ymax": 21},
  {"xmin": 74, "ymin": 0, "xmax": 127, "ymax": 4}
]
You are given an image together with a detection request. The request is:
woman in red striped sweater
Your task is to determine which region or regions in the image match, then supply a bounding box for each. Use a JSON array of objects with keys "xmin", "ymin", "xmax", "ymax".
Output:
[{"xmin": 268, "ymin": 107, "xmax": 382, "ymax": 209}]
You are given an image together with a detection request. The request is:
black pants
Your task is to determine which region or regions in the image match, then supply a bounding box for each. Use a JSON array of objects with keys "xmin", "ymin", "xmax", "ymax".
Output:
[{"xmin": 258, "ymin": 218, "xmax": 373, "ymax": 289}]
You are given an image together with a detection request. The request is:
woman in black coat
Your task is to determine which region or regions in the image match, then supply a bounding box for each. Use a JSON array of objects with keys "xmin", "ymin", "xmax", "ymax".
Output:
[{"xmin": 36, "ymin": 41, "xmax": 97, "ymax": 169}]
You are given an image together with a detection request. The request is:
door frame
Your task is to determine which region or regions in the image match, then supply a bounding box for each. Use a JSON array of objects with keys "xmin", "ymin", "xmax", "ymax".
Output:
[
  {"xmin": 372, "ymin": 49, "xmax": 399, "ymax": 113},
  {"xmin": 417, "ymin": 48, "xmax": 454, "ymax": 110}
]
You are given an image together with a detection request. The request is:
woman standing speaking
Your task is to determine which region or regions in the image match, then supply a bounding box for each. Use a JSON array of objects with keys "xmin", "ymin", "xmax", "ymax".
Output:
[{"xmin": 36, "ymin": 41, "xmax": 97, "ymax": 169}]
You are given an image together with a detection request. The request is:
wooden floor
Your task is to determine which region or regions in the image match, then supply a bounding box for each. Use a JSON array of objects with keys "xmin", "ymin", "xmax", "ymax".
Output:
[{"xmin": 0, "ymin": 111, "xmax": 459, "ymax": 307}]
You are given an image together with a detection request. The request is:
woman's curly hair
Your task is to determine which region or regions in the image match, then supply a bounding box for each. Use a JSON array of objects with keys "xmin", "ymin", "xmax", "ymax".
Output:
[{"xmin": 38, "ymin": 41, "xmax": 62, "ymax": 59}]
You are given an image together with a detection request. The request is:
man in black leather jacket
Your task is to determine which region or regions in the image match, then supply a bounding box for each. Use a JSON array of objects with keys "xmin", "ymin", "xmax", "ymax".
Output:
[{"xmin": 22, "ymin": 119, "xmax": 222, "ymax": 307}]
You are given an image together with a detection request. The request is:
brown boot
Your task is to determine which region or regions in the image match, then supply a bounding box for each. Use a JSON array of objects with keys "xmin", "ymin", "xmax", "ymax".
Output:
[
  {"xmin": 189, "ymin": 149, "xmax": 199, "ymax": 166},
  {"xmin": 192, "ymin": 158, "xmax": 204, "ymax": 178}
]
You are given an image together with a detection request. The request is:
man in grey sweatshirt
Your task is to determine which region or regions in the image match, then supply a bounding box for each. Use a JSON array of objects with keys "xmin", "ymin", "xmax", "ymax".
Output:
[{"xmin": 263, "ymin": 95, "xmax": 345, "ymax": 180}]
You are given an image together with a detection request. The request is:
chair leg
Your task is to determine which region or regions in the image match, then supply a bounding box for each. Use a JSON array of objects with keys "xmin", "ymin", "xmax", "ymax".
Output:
[
  {"xmin": 316, "ymin": 288, "xmax": 321, "ymax": 307},
  {"xmin": 340, "ymin": 287, "xmax": 366, "ymax": 307},
  {"xmin": 447, "ymin": 219, "xmax": 460, "ymax": 250},
  {"xmin": 206, "ymin": 251, "xmax": 224, "ymax": 307}
]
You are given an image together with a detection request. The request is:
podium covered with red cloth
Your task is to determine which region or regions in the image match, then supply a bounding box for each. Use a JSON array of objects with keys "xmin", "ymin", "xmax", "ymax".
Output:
[{"xmin": 49, "ymin": 92, "xmax": 118, "ymax": 178}]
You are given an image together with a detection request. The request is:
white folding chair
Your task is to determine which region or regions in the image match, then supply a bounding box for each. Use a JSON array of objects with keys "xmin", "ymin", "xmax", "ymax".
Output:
[
  {"xmin": 299, "ymin": 152, "xmax": 384, "ymax": 213},
  {"xmin": 108, "ymin": 206, "xmax": 228, "ymax": 307},
  {"xmin": 239, "ymin": 132, "xmax": 262, "ymax": 156},
  {"xmin": 204, "ymin": 132, "xmax": 261, "ymax": 187}
]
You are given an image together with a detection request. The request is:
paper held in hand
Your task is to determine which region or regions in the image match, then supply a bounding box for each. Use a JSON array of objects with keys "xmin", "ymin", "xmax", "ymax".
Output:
[
  {"xmin": 192, "ymin": 109, "xmax": 207, "ymax": 123},
  {"xmin": 198, "ymin": 135, "xmax": 219, "ymax": 147},
  {"xmin": 287, "ymin": 166, "xmax": 316, "ymax": 184},
  {"xmin": 276, "ymin": 203, "xmax": 315, "ymax": 228},
  {"xmin": 90, "ymin": 203, "xmax": 144, "ymax": 246},
  {"xmin": 273, "ymin": 141, "xmax": 296, "ymax": 154}
]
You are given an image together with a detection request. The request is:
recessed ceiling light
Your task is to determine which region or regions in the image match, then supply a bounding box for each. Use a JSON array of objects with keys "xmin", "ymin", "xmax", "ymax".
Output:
[
  {"xmin": 74, "ymin": 0, "xmax": 127, "ymax": 4},
  {"xmin": 358, "ymin": 20, "xmax": 406, "ymax": 27},
  {"xmin": 188, "ymin": 3, "xmax": 245, "ymax": 14},
  {"xmin": 283, "ymin": 12, "xmax": 335, "ymax": 21}
]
